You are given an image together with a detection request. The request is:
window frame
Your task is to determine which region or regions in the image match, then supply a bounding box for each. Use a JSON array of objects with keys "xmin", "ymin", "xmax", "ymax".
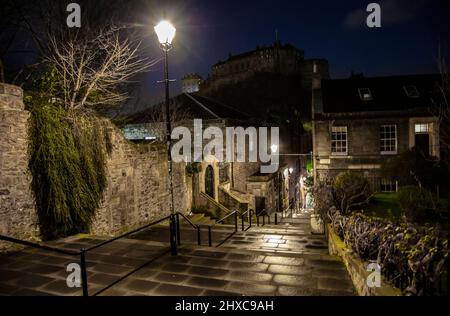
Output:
[
  {"xmin": 331, "ymin": 126, "xmax": 348, "ymax": 156},
  {"xmin": 380, "ymin": 124, "xmax": 398, "ymax": 155},
  {"xmin": 403, "ymin": 85, "xmax": 420, "ymax": 98},
  {"xmin": 358, "ymin": 88, "xmax": 373, "ymax": 101},
  {"xmin": 380, "ymin": 178, "xmax": 398, "ymax": 193}
]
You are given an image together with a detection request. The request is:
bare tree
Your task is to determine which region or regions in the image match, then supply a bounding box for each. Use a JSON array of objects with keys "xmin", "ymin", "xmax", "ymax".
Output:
[
  {"xmin": 46, "ymin": 25, "xmax": 157, "ymax": 111},
  {"xmin": 435, "ymin": 52, "xmax": 450, "ymax": 170}
]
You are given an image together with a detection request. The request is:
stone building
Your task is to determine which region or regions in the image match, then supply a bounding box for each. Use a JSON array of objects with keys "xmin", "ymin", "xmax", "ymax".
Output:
[
  {"xmin": 181, "ymin": 73, "xmax": 203, "ymax": 93},
  {"xmin": 313, "ymin": 74, "xmax": 441, "ymax": 191},
  {"xmin": 201, "ymin": 41, "xmax": 329, "ymax": 92},
  {"xmin": 123, "ymin": 93, "xmax": 291, "ymax": 218}
]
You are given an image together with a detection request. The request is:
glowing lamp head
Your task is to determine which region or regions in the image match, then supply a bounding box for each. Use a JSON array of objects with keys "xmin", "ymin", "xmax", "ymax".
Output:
[
  {"xmin": 270, "ymin": 144, "xmax": 278, "ymax": 154},
  {"xmin": 154, "ymin": 21, "xmax": 176, "ymax": 45},
  {"xmin": 289, "ymin": 168, "xmax": 294, "ymax": 174}
]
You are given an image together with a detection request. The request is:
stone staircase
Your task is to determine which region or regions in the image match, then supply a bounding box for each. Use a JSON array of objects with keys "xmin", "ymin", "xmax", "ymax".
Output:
[{"xmin": 0, "ymin": 212, "xmax": 356, "ymax": 296}]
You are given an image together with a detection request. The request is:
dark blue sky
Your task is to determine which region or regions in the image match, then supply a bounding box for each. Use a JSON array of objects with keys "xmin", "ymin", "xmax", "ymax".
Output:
[{"xmin": 139, "ymin": 0, "xmax": 449, "ymax": 106}]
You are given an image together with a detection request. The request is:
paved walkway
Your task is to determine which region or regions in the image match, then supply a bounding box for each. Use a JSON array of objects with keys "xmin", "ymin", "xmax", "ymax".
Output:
[{"xmin": 0, "ymin": 214, "xmax": 356, "ymax": 296}]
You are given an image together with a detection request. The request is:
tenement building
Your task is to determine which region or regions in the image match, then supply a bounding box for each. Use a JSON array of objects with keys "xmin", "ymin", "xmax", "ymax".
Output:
[
  {"xmin": 313, "ymin": 74, "xmax": 441, "ymax": 192},
  {"xmin": 201, "ymin": 40, "xmax": 329, "ymax": 92}
]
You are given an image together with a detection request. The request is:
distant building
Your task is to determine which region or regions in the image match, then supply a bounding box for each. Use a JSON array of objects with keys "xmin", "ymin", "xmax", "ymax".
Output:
[
  {"xmin": 313, "ymin": 74, "xmax": 442, "ymax": 192},
  {"xmin": 182, "ymin": 73, "xmax": 203, "ymax": 93},
  {"xmin": 201, "ymin": 41, "xmax": 329, "ymax": 92},
  {"xmin": 122, "ymin": 93, "xmax": 291, "ymax": 218}
]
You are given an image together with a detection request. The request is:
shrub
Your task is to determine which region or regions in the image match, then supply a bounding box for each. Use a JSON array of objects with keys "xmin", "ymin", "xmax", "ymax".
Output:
[
  {"xmin": 328, "ymin": 208, "xmax": 450, "ymax": 296},
  {"xmin": 398, "ymin": 186, "xmax": 437, "ymax": 223},
  {"xmin": 332, "ymin": 171, "xmax": 373, "ymax": 215}
]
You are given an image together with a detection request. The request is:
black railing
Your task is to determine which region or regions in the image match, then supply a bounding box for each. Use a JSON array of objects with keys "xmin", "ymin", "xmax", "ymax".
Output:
[
  {"xmin": 281, "ymin": 203, "xmax": 294, "ymax": 219},
  {"xmin": 0, "ymin": 211, "xmax": 201, "ymax": 297},
  {"xmin": 199, "ymin": 210, "xmax": 239, "ymax": 247},
  {"xmin": 175, "ymin": 212, "xmax": 201, "ymax": 246},
  {"xmin": 241, "ymin": 209, "xmax": 253, "ymax": 231},
  {"xmin": 255, "ymin": 209, "xmax": 271, "ymax": 227}
]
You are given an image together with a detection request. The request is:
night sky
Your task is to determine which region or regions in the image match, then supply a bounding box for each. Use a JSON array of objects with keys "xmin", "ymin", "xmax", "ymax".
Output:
[
  {"xmin": 139, "ymin": 0, "xmax": 450, "ymax": 107},
  {"xmin": 3, "ymin": 0, "xmax": 450, "ymax": 111}
]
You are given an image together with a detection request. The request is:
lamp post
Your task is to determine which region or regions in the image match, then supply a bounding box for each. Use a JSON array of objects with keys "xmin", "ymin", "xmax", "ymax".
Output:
[{"xmin": 155, "ymin": 20, "xmax": 177, "ymax": 256}]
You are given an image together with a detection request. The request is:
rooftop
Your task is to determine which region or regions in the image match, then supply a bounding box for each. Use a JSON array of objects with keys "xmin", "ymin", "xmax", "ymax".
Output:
[
  {"xmin": 214, "ymin": 41, "xmax": 304, "ymax": 67},
  {"xmin": 126, "ymin": 93, "xmax": 250, "ymax": 124},
  {"xmin": 320, "ymin": 74, "xmax": 443, "ymax": 114}
]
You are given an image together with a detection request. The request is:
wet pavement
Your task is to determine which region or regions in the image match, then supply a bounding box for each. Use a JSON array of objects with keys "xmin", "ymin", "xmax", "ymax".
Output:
[{"xmin": 0, "ymin": 214, "xmax": 356, "ymax": 296}]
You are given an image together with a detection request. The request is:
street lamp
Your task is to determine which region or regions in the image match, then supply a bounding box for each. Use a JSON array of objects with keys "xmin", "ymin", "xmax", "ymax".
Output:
[
  {"xmin": 271, "ymin": 144, "xmax": 278, "ymax": 154},
  {"xmin": 154, "ymin": 20, "xmax": 177, "ymax": 256}
]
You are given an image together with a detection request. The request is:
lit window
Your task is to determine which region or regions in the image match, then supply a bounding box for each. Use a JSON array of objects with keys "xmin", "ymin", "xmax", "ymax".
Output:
[
  {"xmin": 380, "ymin": 178, "xmax": 398, "ymax": 193},
  {"xmin": 404, "ymin": 85, "xmax": 420, "ymax": 98},
  {"xmin": 331, "ymin": 126, "xmax": 348, "ymax": 155},
  {"xmin": 415, "ymin": 123, "xmax": 430, "ymax": 134},
  {"xmin": 380, "ymin": 125, "xmax": 397, "ymax": 154},
  {"xmin": 358, "ymin": 88, "xmax": 373, "ymax": 101}
]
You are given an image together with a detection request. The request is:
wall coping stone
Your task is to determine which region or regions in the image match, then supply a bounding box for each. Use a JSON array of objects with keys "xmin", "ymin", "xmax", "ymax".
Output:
[{"xmin": 0, "ymin": 83, "xmax": 23, "ymax": 98}]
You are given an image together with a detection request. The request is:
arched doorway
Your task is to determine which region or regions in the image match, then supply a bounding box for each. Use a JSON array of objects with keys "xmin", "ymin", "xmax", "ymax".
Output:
[{"xmin": 205, "ymin": 165, "xmax": 215, "ymax": 199}]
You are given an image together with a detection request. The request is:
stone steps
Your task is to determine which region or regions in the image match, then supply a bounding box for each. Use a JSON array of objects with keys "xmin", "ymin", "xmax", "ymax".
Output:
[{"xmin": 0, "ymin": 213, "xmax": 356, "ymax": 296}]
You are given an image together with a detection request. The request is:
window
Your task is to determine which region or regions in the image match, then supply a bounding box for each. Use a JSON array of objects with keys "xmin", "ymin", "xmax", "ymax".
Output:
[
  {"xmin": 380, "ymin": 178, "xmax": 397, "ymax": 193},
  {"xmin": 331, "ymin": 126, "xmax": 348, "ymax": 155},
  {"xmin": 415, "ymin": 123, "xmax": 430, "ymax": 134},
  {"xmin": 358, "ymin": 88, "xmax": 373, "ymax": 101},
  {"xmin": 380, "ymin": 125, "xmax": 397, "ymax": 154},
  {"xmin": 404, "ymin": 85, "xmax": 420, "ymax": 98}
]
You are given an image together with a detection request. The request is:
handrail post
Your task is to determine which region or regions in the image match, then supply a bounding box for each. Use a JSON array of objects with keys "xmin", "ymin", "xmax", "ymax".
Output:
[
  {"xmin": 241, "ymin": 214, "xmax": 245, "ymax": 231},
  {"xmin": 208, "ymin": 226, "xmax": 212, "ymax": 247},
  {"xmin": 268, "ymin": 214, "xmax": 270, "ymax": 225},
  {"xmin": 256, "ymin": 213, "xmax": 259, "ymax": 227},
  {"xmin": 176, "ymin": 213, "xmax": 181, "ymax": 246},
  {"xmin": 234, "ymin": 212, "xmax": 238, "ymax": 232},
  {"xmin": 197, "ymin": 226, "xmax": 201, "ymax": 246},
  {"xmin": 169, "ymin": 214, "xmax": 177, "ymax": 256},
  {"xmin": 249, "ymin": 211, "xmax": 252, "ymax": 228},
  {"xmin": 262, "ymin": 214, "xmax": 265, "ymax": 226},
  {"xmin": 80, "ymin": 249, "xmax": 88, "ymax": 297},
  {"xmin": 275, "ymin": 213, "xmax": 278, "ymax": 225}
]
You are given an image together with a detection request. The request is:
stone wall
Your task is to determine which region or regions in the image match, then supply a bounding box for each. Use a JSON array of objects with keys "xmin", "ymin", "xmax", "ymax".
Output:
[
  {"xmin": 91, "ymin": 125, "xmax": 192, "ymax": 236},
  {"xmin": 327, "ymin": 224, "xmax": 401, "ymax": 296},
  {"xmin": 0, "ymin": 83, "xmax": 193, "ymax": 248},
  {"xmin": 0, "ymin": 84, "xmax": 39, "ymax": 250},
  {"xmin": 218, "ymin": 186, "xmax": 249, "ymax": 213}
]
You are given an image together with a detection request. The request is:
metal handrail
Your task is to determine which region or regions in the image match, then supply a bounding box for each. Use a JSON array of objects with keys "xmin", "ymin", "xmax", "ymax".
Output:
[
  {"xmin": 176, "ymin": 212, "xmax": 198, "ymax": 230},
  {"xmin": 0, "ymin": 212, "xmax": 180, "ymax": 297},
  {"xmin": 240, "ymin": 209, "xmax": 253, "ymax": 231},
  {"xmin": 255, "ymin": 208, "xmax": 271, "ymax": 226},
  {"xmin": 175, "ymin": 212, "xmax": 201, "ymax": 246},
  {"xmin": 85, "ymin": 215, "xmax": 171, "ymax": 252},
  {"xmin": 0, "ymin": 235, "xmax": 80, "ymax": 256},
  {"xmin": 199, "ymin": 210, "xmax": 239, "ymax": 247},
  {"xmin": 215, "ymin": 210, "xmax": 238, "ymax": 226}
]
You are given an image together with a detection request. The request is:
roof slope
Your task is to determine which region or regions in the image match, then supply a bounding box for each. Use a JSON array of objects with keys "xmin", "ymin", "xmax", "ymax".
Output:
[
  {"xmin": 321, "ymin": 74, "xmax": 442, "ymax": 113},
  {"xmin": 127, "ymin": 93, "xmax": 250, "ymax": 124}
]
